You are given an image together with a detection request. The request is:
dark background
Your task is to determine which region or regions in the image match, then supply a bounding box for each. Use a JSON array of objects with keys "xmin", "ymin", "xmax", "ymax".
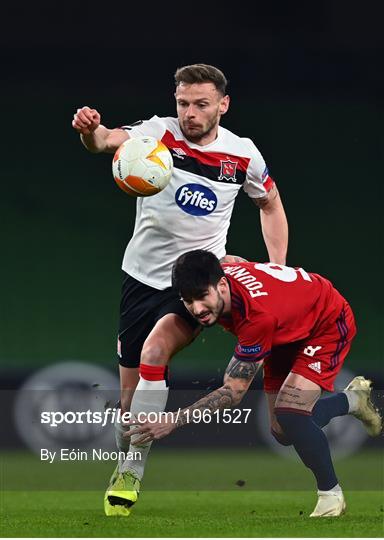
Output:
[{"xmin": 1, "ymin": 1, "xmax": 382, "ymax": 382}]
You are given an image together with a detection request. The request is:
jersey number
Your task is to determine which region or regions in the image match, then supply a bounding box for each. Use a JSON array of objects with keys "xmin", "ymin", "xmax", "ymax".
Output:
[{"xmin": 254, "ymin": 263, "xmax": 312, "ymax": 283}]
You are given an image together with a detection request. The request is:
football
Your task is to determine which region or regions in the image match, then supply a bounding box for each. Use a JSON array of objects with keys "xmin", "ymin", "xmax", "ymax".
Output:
[{"xmin": 112, "ymin": 136, "xmax": 173, "ymax": 197}]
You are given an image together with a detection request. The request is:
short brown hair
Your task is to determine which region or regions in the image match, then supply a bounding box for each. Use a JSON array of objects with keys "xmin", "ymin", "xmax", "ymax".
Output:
[
  {"xmin": 172, "ymin": 249, "xmax": 224, "ymax": 301},
  {"xmin": 174, "ymin": 64, "xmax": 228, "ymax": 95}
]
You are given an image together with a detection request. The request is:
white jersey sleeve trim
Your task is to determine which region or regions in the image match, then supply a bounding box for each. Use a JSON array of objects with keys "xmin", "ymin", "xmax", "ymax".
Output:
[{"xmin": 121, "ymin": 115, "xmax": 167, "ymax": 140}]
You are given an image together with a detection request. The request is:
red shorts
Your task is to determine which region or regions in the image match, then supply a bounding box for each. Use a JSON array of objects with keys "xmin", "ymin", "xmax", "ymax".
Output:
[{"xmin": 263, "ymin": 302, "xmax": 357, "ymax": 393}]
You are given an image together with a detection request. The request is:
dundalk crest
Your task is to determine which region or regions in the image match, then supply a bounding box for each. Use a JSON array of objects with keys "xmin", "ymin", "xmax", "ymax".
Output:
[{"xmin": 218, "ymin": 159, "xmax": 238, "ymax": 182}]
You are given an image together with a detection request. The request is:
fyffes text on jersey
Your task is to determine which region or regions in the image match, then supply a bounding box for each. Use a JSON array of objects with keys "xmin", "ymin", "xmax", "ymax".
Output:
[{"xmin": 175, "ymin": 183, "xmax": 217, "ymax": 216}]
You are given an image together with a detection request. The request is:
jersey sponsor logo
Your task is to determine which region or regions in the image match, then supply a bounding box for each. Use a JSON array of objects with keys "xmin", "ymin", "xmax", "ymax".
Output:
[
  {"xmin": 237, "ymin": 344, "xmax": 262, "ymax": 355},
  {"xmin": 171, "ymin": 147, "xmax": 187, "ymax": 159},
  {"xmin": 308, "ymin": 361, "xmax": 322, "ymax": 373},
  {"xmin": 304, "ymin": 345, "xmax": 322, "ymax": 357},
  {"xmin": 218, "ymin": 159, "xmax": 238, "ymax": 182},
  {"xmin": 175, "ymin": 183, "xmax": 217, "ymax": 216}
]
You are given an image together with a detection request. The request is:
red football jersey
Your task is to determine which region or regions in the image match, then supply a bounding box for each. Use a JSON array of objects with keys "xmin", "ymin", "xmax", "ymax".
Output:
[{"xmin": 219, "ymin": 262, "xmax": 346, "ymax": 363}]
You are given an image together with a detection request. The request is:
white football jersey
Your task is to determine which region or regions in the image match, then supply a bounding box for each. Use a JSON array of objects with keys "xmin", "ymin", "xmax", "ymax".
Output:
[{"xmin": 121, "ymin": 116, "xmax": 274, "ymax": 289}]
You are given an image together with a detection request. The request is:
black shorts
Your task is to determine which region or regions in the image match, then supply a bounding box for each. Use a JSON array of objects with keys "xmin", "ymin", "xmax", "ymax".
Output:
[{"xmin": 117, "ymin": 272, "xmax": 199, "ymax": 368}]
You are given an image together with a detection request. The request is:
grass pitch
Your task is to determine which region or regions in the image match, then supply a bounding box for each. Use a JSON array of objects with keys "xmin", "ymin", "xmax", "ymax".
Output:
[
  {"xmin": 1, "ymin": 449, "xmax": 383, "ymax": 537},
  {"xmin": 2, "ymin": 490, "xmax": 383, "ymax": 537}
]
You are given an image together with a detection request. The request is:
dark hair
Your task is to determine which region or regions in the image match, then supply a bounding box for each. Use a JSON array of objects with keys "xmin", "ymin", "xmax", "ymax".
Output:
[
  {"xmin": 172, "ymin": 249, "xmax": 225, "ymax": 300},
  {"xmin": 174, "ymin": 64, "xmax": 228, "ymax": 96}
]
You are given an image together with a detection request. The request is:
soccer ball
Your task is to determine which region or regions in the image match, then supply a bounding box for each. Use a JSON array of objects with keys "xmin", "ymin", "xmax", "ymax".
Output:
[{"xmin": 112, "ymin": 136, "xmax": 173, "ymax": 197}]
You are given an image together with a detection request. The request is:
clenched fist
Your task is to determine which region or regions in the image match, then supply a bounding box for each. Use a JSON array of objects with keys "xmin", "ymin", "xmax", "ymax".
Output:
[{"xmin": 72, "ymin": 106, "xmax": 101, "ymax": 135}]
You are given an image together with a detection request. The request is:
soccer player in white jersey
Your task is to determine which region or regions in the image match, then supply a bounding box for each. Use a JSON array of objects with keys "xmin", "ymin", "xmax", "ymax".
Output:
[{"xmin": 72, "ymin": 63, "xmax": 288, "ymax": 516}]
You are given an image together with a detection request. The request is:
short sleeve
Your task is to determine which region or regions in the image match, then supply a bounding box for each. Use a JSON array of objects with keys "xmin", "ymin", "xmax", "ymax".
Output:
[
  {"xmin": 233, "ymin": 312, "xmax": 276, "ymax": 362},
  {"xmin": 120, "ymin": 115, "xmax": 166, "ymax": 140},
  {"xmin": 241, "ymin": 138, "xmax": 275, "ymax": 199}
]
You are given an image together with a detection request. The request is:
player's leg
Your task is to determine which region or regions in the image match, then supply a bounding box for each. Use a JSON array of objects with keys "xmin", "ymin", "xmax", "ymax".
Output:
[
  {"xmin": 112, "ymin": 273, "xmax": 179, "ymax": 462},
  {"xmin": 309, "ymin": 305, "xmax": 360, "ymax": 430},
  {"xmin": 262, "ymin": 343, "xmax": 297, "ymax": 446},
  {"xmin": 267, "ymin": 378, "xmax": 381, "ymax": 438},
  {"xmin": 105, "ymin": 337, "xmax": 146, "ymax": 516},
  {"xmin": 265, "ymin": 392, "xmax": 292, "ymax": 445},
  {"xmin": 274, "ymin": 373, "xmax": 346, "ymax": 517},
  {"xmin": 123, "ymin": 312, "xmax": 200, "ymax": 479},
  {"xmin": 342, "ymin": 376, "xmax": 382, "ymax": 435},
  {"xmin": 105, "ymin": 273, "xmax": 164, "ymax": 516},
  {"xmin": 113, "ymin": 335, "xmax": 149, "ymax": 467},
  {"xmin": 107, "ymin": 308, "xmax": 199, "ymax": 515},
  {"xmin": 310, "ymin": 380, "xmax": 380, "ymax": 432},
  {"xmin": 302, "ymin": 304, "xmax": 381, "ymax": 434},
  {"xmin": 267, "ymin": 302, "xmax": 380, "ymax": 438},
  {"xmin": 114, "ymin": 366, "xmax": 140, "ymax": 458},
  {"xmin": 120, "ymin": 366, "xmax": 140, "ymax": 413},
  {"xmin": 274, "ymin": 303, "xmax": 359, "ymax": 517}
]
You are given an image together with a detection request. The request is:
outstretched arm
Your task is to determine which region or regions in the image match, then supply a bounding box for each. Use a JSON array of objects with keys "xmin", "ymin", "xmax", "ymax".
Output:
[
  {"xmin": 128, "ymin": 357, "xmax": 262, "ymax": 443},
  {"xmin": 253, "ymin": 185, "xmax": 288, "ymax": 265},
  {"xmin": 72, "ymin": 106, "xmax": 129, "ymax": 153}
]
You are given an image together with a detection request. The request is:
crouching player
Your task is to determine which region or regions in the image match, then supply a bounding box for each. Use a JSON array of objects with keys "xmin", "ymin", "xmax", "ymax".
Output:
[{"xmin": 130, "ymin": 250, "xmax": 382, "ymax": 517}]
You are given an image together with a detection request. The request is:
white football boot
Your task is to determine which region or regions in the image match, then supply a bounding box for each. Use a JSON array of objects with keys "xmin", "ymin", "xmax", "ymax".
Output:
[
  {"xmin": 310, "ymin": 490, "xmax": 346, "ymax": 517},
  {"xmin": 344, "ymin": 376, "xmax": 382, "ymax": 436}
]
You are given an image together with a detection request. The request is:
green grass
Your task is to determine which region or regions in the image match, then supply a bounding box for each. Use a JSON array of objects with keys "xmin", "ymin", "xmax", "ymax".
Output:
[
  {"xmin": 1, "ymin": 450, "xmax": 383, "ymax": 537},
  {"xmin": 1, "ymin": 490, "xmax": 383, "ymax": 537}
]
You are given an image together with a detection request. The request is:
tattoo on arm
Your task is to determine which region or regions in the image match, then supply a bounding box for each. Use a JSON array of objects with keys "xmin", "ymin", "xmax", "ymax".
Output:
[
  {"xmin": 175, "ymin": 386, "xmax": 235, "ymax": 428},
  {"xmin": 225, "ymin": 357, "xmax": 261, "ymax": 379},
  {"xmin": 254, "ymin": 186, "xmax": 278, "ymax": 209},
  {"xmin": 175, "ymin": 358, "xmax": 259, "ymax": 429}
]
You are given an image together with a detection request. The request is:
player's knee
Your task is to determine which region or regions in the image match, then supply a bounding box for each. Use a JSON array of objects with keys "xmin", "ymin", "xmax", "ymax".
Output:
[
  {"xmin": 275, "ymin": 409, "xmax": 293, "ymax": 424},
  {"xmin": 275, "ymin": 409, "xmax": 309, "ymax": 434},
  {"xmin": 141, "ymin": 339, "xmax": 170, "ymax": 366}
]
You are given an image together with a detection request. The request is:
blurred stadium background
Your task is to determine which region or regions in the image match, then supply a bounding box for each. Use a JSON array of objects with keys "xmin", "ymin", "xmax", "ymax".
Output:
[{"xmin": 1, "ymin": 1, "xmax": 382, "ymax": 465}]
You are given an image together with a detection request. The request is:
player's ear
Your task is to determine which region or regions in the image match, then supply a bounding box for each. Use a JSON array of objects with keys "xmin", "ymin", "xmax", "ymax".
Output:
[
  {"xmin": 219, "ymin": 95, "xmax": 230, "ymax": 115},
  {"xmin": 218, "ymin": 276, "xmax": 228, "ymax": 294}
]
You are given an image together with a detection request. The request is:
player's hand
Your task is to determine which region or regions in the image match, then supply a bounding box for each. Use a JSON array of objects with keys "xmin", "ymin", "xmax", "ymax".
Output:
[
  {"xmin": 72, "ymin": 106, "xmax": 101, "ymax": 135},
  {"xmin": 123, "ymin": 414, "xmax": 177, "ymax": 444},
  {"xmin": 220, "ymin": 254, "xmax": 248, "ymax": 264}
]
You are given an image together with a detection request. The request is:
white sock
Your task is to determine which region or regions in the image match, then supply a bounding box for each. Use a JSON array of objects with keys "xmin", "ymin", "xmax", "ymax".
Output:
[
  {"xmin": 343, "ymin": 389, "xmax": 359, "ymax": 413},
  {"xmin": 121, "ymin": 376, "xmax": 169, "ymax": 479},
  {"xmin": 318, "ymin": 483, "xmax": 343, "ymax": 495},
  {"xmin": 114, "ymin": 410, "xmax": 131, "ymax": 472}
]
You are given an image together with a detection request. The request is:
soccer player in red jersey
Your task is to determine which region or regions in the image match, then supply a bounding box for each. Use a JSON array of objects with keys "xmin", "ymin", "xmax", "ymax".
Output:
[{"xmin": 131, "ymin": 249, "xmax": 382, "ymax": 517}]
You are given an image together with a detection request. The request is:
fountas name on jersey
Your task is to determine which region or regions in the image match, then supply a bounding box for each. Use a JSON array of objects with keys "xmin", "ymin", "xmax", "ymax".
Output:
[
  {"xmin": 220, "ymin": 262, "xmax": 346, "ymax": 362},
  {"xmin": 121, "ymin": 116, "xmax": 275, "ymax": 290}
]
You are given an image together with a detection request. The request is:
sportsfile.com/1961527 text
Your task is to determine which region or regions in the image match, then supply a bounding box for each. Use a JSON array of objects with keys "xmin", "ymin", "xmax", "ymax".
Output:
[{"xmin": 40, "ymin": 408, "xmax": 253, "ymax": 427}]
